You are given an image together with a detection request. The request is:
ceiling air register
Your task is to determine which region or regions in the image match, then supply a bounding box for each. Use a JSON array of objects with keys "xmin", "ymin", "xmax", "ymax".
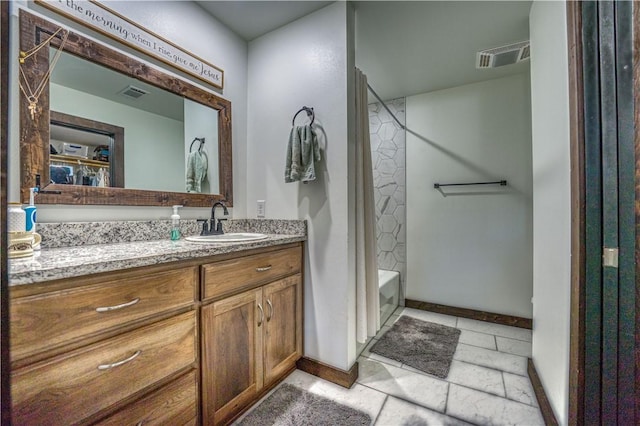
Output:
[{"xmin": 476, "ymin": 40, "xmax": 530, "ymax": 69}]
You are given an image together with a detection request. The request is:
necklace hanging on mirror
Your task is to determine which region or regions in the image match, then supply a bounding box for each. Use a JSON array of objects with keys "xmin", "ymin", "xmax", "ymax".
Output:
[
  {"xmin": 18, "ymin": 27, "xmax": 69, "ymax": 120},
  {"xmin": 19, "ymin": 27, "xmax": 64, "ymax": 63}
]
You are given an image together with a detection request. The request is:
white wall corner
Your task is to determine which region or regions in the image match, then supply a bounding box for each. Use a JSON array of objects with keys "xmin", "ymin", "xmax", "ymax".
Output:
[{"xmin": 529, "ymin": 1, "xmax": 572, "ymax": 424}]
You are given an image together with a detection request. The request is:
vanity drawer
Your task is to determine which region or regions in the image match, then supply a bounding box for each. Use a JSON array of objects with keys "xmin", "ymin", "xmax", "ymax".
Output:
[
  {"xmin": 11, "ymin": 266, "xmax": 197, "ymax": 362},
  {"xmin": 11, "ymin": 310, "xmax": 196, "ymax": 426},
  {"xmin": 95, "ymin": 370, "xmax": 197, "ymax": 426},
  {"xmin": 202, "ymin": 245, "xmax": 302, "ymax": 300}
]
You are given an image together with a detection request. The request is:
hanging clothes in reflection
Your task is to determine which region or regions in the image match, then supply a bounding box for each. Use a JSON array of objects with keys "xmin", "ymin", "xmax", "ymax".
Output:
[
  {"xmin": 96, "ymin": 168, "xmax": 108, "ymax": 187},
  {"xmin": 56, "ymin": 163, "xmax": 110, "ymax": 187},
  {"xmin": 50, "ymin": 165, "xmax": 73, "ymax": 184}
]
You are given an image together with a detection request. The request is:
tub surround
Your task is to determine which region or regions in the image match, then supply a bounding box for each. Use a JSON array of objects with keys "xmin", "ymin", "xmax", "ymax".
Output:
[
  {"xmin": 9, "ymin": 219, "xmax": 306, "ymax": 285},
  {"xmin": 369, "ymin": 99, "xmax": 406, "ymax": 304}
]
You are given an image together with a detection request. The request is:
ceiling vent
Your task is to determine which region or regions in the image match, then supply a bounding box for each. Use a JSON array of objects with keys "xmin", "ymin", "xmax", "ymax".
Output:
[
  {"xmin": 119, "ymin": 85, "xmax": 147, "ymax": 99},
  {"xmin": 476, "ymin": 40, "xmax": 530, "ymax": 69}
]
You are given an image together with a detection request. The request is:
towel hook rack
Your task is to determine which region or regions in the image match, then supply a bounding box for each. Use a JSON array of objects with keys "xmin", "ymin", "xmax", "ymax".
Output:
[
  {"xmin": 292, "ymin": 106, "xmax": 314, "ymax": 126},
  {"xmin": 189, "ymin": 137, "xmax": 205, "ymax": 152}
]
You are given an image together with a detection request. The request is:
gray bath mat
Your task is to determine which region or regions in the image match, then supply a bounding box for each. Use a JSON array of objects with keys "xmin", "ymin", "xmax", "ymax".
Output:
[
  {"xmin": 370, "ymin": 316, "xmax": 461, "ymax": 378},
  {"xmin": 236, "ymin": 383, "xmax": 371, "ymax": 426}
]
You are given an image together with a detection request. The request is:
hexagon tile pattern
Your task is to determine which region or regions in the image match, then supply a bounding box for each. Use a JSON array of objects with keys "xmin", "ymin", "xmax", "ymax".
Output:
[{"xmin": 369, "ymin": 98, "xmax": 406, "ymax": 301}]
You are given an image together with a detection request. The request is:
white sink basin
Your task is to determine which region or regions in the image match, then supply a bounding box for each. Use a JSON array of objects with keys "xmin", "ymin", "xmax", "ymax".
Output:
[{"xmin": 185, "ymin": 233, "xmax": 268, "ymax": 243}]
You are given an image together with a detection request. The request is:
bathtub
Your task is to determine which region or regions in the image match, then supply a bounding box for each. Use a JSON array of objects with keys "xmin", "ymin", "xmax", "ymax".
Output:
[{"xmin": 378, "ymin": 269, "xmax": 400, "ymax": 325}]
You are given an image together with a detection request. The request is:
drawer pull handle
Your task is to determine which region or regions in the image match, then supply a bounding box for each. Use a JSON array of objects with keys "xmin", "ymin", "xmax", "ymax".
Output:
[
  {"xmin": 256, "ymin": 265, "xmax": 272, "ymax": 272},
  {"xmin": 97, "ymin": 350, "xmax": 141, "ymax": 370},
  {"xmin": 257, "ymin": 303, "xmax": 264, "ymax": 326},
  {"xmin": 96, "ymin": 298, "xmax": 140, "ymax": 313},
  {"xmin": 266, "ymin": 299, "xmax": 273, "ymax": 321}
]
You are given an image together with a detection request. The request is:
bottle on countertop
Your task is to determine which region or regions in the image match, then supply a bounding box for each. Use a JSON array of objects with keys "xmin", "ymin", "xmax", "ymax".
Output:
[
  {"xmin": 171, "ymin": 205, "xmax": 182, "ymax": 241},
  {"xmin": 24, "ymin": 187, "xmax": 37, "ymax": 233},
  {"xmin": 8, "ymin": 202, "xmax": 26, "ymax": 233}
]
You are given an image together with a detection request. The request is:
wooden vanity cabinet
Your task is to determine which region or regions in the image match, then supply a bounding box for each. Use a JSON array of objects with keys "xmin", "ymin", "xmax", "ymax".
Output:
[
  {"xmin": 10, "ymin": 265, "xmax": 199, "ymax": 426},
  {"xmin": 9, "ymin": 242, "xmax": 304, "ymax": 426},
  {"xmin": 201, "ymin": 245, "xmax": 303, "ymax": 425}
]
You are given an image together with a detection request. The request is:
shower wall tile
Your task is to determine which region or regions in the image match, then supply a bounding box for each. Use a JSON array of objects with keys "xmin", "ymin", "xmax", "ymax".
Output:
[{"xmin": 370, "ymin": 98, "xmax": 406, "ymax": 303}]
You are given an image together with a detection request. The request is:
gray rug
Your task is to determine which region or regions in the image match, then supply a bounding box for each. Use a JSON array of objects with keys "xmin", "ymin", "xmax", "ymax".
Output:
[
  {"xmin": 370, "ymin": 316, "xmax": 461, "ymax": 379},
  {"xmin": 236, "ymin": 383, "xmax": 372, "ymax": 426}
]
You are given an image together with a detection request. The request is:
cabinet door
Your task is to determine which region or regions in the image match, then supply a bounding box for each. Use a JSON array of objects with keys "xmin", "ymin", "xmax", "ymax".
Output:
[
  {"xmin": 202, "ymin": 288, "xmax": 264, "ymax": 426},
  {"xmin": 263, "ymin": 274, "xmax": 302, "ymax": 385}
]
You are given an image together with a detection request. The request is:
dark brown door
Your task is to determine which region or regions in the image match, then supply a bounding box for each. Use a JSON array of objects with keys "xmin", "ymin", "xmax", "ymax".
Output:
[{"xmin": 581, "ymin": 1, "xmax": 637, "ymax": 424}]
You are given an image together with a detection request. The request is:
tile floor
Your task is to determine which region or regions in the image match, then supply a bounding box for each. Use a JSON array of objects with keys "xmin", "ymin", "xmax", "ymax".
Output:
[{"xmin": 235, "ymin": 307, "xmax": 544, "ymax": 425}]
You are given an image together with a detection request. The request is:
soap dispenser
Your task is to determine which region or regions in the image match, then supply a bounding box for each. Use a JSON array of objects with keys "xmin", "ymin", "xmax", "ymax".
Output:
[{"xmin": 171, "ymin": 205, "xmax": 183, "ymax": 241}]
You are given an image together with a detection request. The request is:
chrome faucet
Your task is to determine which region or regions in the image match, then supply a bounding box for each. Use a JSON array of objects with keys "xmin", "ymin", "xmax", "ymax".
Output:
[{"xmin": 199, "ymin": 201, "xmax": 229, "ymax": 235}]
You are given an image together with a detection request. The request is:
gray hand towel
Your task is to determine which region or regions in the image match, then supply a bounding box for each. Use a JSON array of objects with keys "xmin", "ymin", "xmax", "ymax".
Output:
[{"xmin": 285, "ymin": 124, "xmax": 321, "ymax": 183}]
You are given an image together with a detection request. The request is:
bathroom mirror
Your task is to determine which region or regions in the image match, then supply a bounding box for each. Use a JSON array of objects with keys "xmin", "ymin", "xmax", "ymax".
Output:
[
  {"xmin": 19, "ymin": 10, "xmax": 233, "ymax": 206},
  {"xmin": 50, "ymin": 50, "xmax": 220, "ymax": 194}
]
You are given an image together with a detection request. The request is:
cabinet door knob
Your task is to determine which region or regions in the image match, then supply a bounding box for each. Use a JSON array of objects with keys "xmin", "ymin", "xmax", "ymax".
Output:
[
  {"xmin": 97, "ymin": 350, "xmax": 141, "ymax": 370},
  {"xmin": 255, "ymin": 265, "xmax": 272, "ymax": 272},
  {"xmin": 266, "ymin": 299, "xmax": 273, "ymax": 321},
  {"xmin": 95, "ymin": 298, "xmax": 140, "ymax": 312},
  {"xmin": 257, "ymin": 303, "xmax": 264, "ymax": 326}
]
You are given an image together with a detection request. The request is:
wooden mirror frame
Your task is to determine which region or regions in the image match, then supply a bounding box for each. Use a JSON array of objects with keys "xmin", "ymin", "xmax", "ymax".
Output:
[{"xmin": 19, "ymin": 10, "xmax": 233, "ymax": 207}]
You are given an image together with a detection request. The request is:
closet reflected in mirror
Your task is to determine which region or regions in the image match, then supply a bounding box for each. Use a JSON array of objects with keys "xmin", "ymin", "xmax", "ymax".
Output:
[
  {"xmin": 50, "ymin": 111, "xmax": 124, "ymax": 188},
  {"xmin": 50, "ymin": 50, "xmax": 219, "ymax": 194}
]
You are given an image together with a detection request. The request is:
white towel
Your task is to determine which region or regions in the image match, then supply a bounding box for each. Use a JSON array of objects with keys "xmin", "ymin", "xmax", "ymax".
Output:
[
  {"xmin": 285, "ymin": 124, "xmax": 321, "ymax": 183},
  {"xmin": 186, "ymin": 149, "xmax": 208, "ymax": 192}
]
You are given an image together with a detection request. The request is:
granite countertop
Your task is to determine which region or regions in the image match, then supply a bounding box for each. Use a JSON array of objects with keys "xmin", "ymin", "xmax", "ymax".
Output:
[{"xmin": 9, "ymin": 219, "xmax": 306, "ymax": 286}]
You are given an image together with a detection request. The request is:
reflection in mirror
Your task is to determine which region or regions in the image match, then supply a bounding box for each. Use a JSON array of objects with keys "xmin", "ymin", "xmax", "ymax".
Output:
[
  {"xmin": 50, "ymin": 110, "xmax": 124, "ymax": 188},
  {"xmin": 50, "ymin": 50, "xmax": 219, "ymax": 194},
  {"xmin": 19, "ymin": 10, "xmax": 232, "ymax": 207}
]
